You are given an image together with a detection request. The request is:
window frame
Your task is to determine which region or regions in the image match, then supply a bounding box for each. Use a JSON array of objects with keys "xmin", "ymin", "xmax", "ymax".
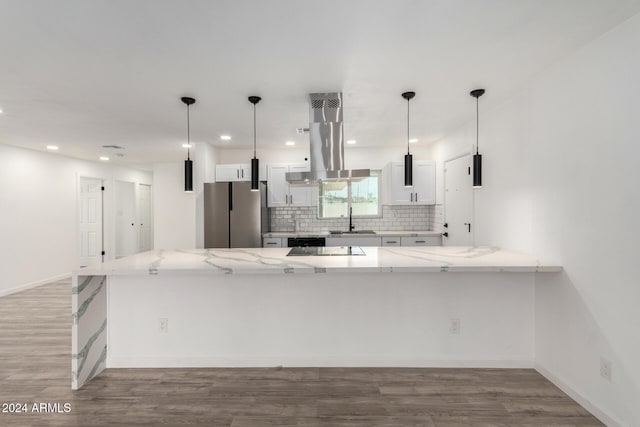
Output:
[{"xmin": 317, "ymin": 170, "xmax": 382, "ymax": 220}]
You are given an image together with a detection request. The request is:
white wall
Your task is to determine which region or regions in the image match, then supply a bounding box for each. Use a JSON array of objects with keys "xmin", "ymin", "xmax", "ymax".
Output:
[
  {"xmin": 153, "ymin": 143, "xmax": 218, "ymax": 250},
  {"xmin": 152, "ymin": 162, "xmax": 196, "ymax": 249},
  {"xmin": 217, "ymin": 145, "xmax": 431, "ymax": 171},
  {"xmin": 0, "ymin": 144, "xmax": 152, "ymax": 296},
  {"xmin": 428, "ymin": 13, "xmax": 640, "ymax": 426}
]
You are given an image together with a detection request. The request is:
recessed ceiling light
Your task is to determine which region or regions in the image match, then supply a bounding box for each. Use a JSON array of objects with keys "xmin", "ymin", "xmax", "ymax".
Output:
[
  {"xmin": 285, "ymin": 141, "xmax": 295, "ymax": 146},
  {"xmin": 220, "ymin": 135, "xmax": 231, "ymax": 141},
  {"xmin": 346, "ymin": 140, "xmax": 357, "ymax": 145},
  {"xmin": 99, "ymin": 156, "xmax": 109, "ymax": 161},
  {"xmin": 409, "ymin": 138, "xmax": 418, "ymax": 143},
  {"xmin": 46, "ymin": 145, "xmax": 59, "ymax": 150},
  {"xmin": 182, "ymin": 143, "xmax": 192, "ymax": 148},
  {"xmin": 0, "ymin": 109, "xmax": 3, "ymax": 114}
]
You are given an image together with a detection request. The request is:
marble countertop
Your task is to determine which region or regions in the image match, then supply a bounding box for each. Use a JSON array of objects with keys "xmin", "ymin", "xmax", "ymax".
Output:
[
  {"xmin": 263, "ymin": 231, "xmax": 443, "ymax": 238},
  {"xmin": 75, "ymin": 246, "xmax": 561, "ymax": 276}
]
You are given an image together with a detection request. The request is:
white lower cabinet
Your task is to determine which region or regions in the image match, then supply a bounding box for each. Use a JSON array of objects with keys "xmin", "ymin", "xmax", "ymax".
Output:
[
  {"xmin": 400, "ymin": 236, "xmax": 442, "ymax": 246},
  {"xmin": 326, "ymin": 237, "xmax": 382, "ymax": 247},
  {"xmin": 262, "ymin": 237, "xmax": 283, "ymax": 248},
  {"xmin": 381, "ymin": 236, "xmax": 401, "ymax": 246}
]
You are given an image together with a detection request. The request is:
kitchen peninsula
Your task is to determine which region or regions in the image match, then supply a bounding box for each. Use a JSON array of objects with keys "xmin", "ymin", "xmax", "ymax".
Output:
[{"xmin": 72, "ymin": 246, "xmax": 561, "ymax": 389}]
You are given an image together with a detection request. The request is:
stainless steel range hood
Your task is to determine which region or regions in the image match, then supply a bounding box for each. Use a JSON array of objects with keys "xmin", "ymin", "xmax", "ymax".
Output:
[{"xmin": 286, "ymin": 92, "xmax": 370, "ymax": 183}]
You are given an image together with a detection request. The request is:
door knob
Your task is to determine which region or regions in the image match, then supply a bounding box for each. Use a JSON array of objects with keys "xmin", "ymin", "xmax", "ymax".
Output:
[{"xmin": 464, "ymin": 223, "xmax": 471, "ymax": 232}]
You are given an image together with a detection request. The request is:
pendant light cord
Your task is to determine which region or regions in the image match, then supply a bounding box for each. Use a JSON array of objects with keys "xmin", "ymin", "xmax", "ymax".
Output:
[
  {"xmin": 407, "ymin": 98, "xmax": 410, "ymax": 155},
  {"xmin": 476, "ymin": 96, "xmax": 479, "ymax": 155},
  {"xmin": 253, "ymin": 103, "xmax": 257, "ymax": 159},
  {"xmin": 186, "ymin": 104, "xmax": 191, "ymax": 161}
]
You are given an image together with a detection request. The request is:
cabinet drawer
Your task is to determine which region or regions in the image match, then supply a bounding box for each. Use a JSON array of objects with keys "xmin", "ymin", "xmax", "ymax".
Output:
[
  {"xmin": 381, "ymin": 236, "xmax": 401, "ymax": 246},
  {"xmin": 262, "ymin": 237, "xmax": 283, "ymax": 248},
  {"xmin": 400, "ymin": 236, "xmax": 442, "ymax": 247}
]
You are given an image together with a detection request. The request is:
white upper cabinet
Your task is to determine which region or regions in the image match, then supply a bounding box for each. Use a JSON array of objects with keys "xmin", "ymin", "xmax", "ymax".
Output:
[
  {"xmin": 387, "ymin": 162, "xmax": 413, "ymax": 205},
  {"xmin": 267, "ymin": 164, "xmax": 289, "ymax": 206},
  {"xmin": 383, "ymin": 161, "xmax": 436, "ymax": 205},
  {"xmin": 413, "ymin": 161, "xmax": 436, "ymax": 205},
  {"xmin": 267, "ymin": 163, "xmax": 316, "ymax": 208},
  {"xmin": 216, "ymin": 163, "xmax": 247, "ymax": 182},
  {"xmin": 215, "ymin": 163, "xmax": 267, "ymax": 182}
]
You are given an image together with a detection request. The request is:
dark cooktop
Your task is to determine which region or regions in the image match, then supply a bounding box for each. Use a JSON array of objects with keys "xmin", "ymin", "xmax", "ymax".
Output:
[{"xmin": 287, "ymin": 246, "xmax": 366, "ymax": 256}]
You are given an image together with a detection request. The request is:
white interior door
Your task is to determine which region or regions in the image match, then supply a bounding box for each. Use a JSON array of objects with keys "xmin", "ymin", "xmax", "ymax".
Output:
[
  {"xmin": 138, "ymin": 184, "xmax": 152, "ymax": 252},
  {"xmin": 115, "ymin": 181, "xmax": 137, "ymax": 257},
  {"xmin": 444, "ymin": 155, "xmax": 474, "ymax": 246},
  {"xmin": 79, "ymin": 177, "xmax": 103, "ymax": 267}
]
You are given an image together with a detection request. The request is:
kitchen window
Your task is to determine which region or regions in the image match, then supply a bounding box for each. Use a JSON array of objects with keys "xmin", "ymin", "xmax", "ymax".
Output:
[{"xmin": 317, "ymin": 171, "xmax": 381, "ymax": 219}]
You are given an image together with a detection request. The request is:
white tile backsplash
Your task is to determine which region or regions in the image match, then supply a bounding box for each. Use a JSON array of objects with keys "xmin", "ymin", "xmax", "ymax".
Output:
[{"xmin": 270, "ymin": 205, "xmax": 440, "ymax": 232}]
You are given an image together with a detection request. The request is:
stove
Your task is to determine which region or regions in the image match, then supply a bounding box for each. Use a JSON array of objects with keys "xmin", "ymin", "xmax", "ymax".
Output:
[{"xmin": 286, "ymin": 246, "xmax": 366, "ymax": 256}]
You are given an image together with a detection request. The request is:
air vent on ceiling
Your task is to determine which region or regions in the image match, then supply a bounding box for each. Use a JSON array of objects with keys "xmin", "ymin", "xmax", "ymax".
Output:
[
  {"xmin": 102, "ymin": 145, "xmax": 124, "ymax": 149},
  {"xmin": 326, "ymin": 98, "xmax": 340, "ymax": 108}
]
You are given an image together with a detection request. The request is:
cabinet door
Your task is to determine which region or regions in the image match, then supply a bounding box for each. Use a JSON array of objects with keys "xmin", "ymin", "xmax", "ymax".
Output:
[
  {"xmin": 267, "ymin": 164, "xmax": 289, "ymax": 207},
  {"xmin": 262, "ymin": 237, "xmax": 283, "ymax": 248},
  {"xmin": 348, "ymin": 237, "xmax": 382, "ymax": 246},
  {"xmin": 326, "ymin": 237, "xmax": 381, "ymax": 247},
  {"xmin": 238, "ymin": 164, "xmax": 251, "ymax": 182},
  {"xmin": 401, "ymin": 236, "xmax": 441, "ymax": 246},
  {"xmin": 413, "ymin": 161, "xmax": 436, "ymax": 205},
  {"xmin": 381, "ymin": 236, "xmax": 401, "ymax": 246},
  {"xmin": 215, "ymin": 164, "xmax": 241, "ymax": 182},
  {"xmin": 325, "ymin": 237, "xmax": 347, "ymax": 247},
  {"xmin": 388, "ymin": 162, "xmax": 414, "ymax": 205},
  {"xmin": 288, "ymin": 163, "xmax": 316, "ymax": 207}
]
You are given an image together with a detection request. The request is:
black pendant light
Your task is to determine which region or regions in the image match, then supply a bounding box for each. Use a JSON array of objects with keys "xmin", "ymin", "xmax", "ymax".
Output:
[
  {"xmin": 470, "ymin": 89, "xmax": 485, "ymax": 188},
  {"xmin": 402, "ymin": 91, "xmax": 416, "ymax": 187},
  {"xmin": 181, "ymin": 96, "xmax": 196, "ymax": 193},
  {"xmin": 248, "ymin": 95, "xmax": 262, "ymax": 192}
]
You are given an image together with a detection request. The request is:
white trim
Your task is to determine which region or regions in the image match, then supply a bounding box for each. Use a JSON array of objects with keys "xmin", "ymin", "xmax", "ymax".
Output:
[
  {"xmin": 0, "ymin": 273, "xmax": 71, "ymax": 297},
  {"xmin": 107, "ymin": 355, "xmax": 534, "ymax": 369},
  {"xmin": 444, "ymin": 146, "xmax": 474, "ymax": 164},
  {"xmin": 535, "ymin": 363, "xmax": 623, "ymax": 427}
]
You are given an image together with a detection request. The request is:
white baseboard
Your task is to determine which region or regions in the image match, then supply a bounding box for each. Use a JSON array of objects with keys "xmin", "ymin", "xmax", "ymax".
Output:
[
  {"xmin": 535, "ymin": 363, "xmax": 622, "ymax": 427},
  {"xmin": 107, "ymin": 355, "xmax": 534, "ymax": 369},
  {"xmin": 0, "ymin": 273, "xmax": 72, "ymax": 297}
]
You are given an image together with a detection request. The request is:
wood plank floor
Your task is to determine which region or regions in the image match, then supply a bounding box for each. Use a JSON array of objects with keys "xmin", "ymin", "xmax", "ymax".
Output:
[{"xmin": 0, "ymin": 279, "xmax": 603, "ymax": 426}]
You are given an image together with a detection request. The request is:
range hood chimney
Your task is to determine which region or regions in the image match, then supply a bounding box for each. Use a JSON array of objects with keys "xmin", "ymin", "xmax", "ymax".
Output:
[{"xmin": 286, "ymin": 92, "xmax": 370, "ymax": 183}]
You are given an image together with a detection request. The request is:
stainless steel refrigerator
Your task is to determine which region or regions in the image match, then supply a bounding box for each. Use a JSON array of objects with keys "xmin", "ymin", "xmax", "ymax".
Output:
[{"xmin": 204, "ymin": 182, "xmax": 268, "ymax": 248}]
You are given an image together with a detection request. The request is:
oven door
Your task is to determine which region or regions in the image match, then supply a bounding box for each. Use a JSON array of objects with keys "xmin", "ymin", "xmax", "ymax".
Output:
[{"xmin": 287, "ymin": 237, "xmax": 326, "ymax": 247}]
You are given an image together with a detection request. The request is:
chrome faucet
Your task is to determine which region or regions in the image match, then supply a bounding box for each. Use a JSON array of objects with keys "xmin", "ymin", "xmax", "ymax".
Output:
[{"xmin": 349, "ymin": 207, "xmax": 355, "ymax": 232}]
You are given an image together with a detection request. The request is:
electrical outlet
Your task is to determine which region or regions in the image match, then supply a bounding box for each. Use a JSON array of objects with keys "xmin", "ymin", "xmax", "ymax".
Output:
[
  {"xmin": 450, "ymin": 318, "xmax": 461, "ymax": 334},
  {"xmin": 159, "ymin": 318, "xmax": 169, "ymax": 333},
  {"xmin": 600, "ymin": 357, "xmax": 612, "ymax": 382}
]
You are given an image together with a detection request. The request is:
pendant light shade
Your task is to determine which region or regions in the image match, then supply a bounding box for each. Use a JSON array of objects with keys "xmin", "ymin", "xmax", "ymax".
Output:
[
  {"xmin": 402, "ymin": 91, "xmax": 415, "ymax": 188},
  {"xmin": 404, "ymin": 153, "xmax": 413, "ymax": 187},
  {"xmin": 248, "ymin": 95, "xmax": 262, "ymax": 192},
  {"xmin": 184, "ymin": 158, "xmax": 193, "ymax": 192},
  {"xmin": 181, "ymin": 96, "xmax": 196, "ymax": 193},
  {"xmin": 470, "ymin": 89, "xmax": 485, "ymax": 189}
]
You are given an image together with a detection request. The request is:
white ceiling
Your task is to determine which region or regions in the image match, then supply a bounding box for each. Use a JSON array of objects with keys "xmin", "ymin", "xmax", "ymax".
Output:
[{"xmin": 1, "ymin": 0, "xmax": 639, "ymax": 167}]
